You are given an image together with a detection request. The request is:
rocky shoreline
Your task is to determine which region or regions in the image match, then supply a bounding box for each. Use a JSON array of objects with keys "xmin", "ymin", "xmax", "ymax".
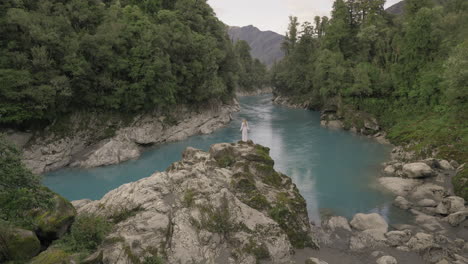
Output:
[
  {"xmin": 4, "ymin": 99, "xmax": 240, "ymax": 174},
  {"xmin": 236, "ymin": 87, "xmax": 273, "ymax": 97},
  {"xmin": 272, "ymin": 94, "xmax": 467, "ymax": 264}
]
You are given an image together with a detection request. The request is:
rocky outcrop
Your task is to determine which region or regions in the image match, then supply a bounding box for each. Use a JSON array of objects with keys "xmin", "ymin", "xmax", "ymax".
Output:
[
  {"xmin": 236, "ymin": 87, "xmax": 273, "ymax": 97},
  {"xmin": 73, "ymin": 142, "xmax": 317, "ymax": 264},
  {"xmin": 0, "ymin": 227, "xmax": 41, "ymax": 262},
  {"xmin": 16, "ymin": 99, "xmax": 239, "ymax": 174},
  {"xmin": 402, "ymin": 163, "xmax": 434, "ymax": 178},
  {"xmin": 34, "ymin": 194, "xmax": 76, "ymax": 244}
]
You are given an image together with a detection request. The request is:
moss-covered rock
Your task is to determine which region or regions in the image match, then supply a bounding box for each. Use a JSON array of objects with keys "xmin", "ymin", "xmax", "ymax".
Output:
[
  {"xmin": 35, "ymin": 194, "xmax": 77, "ymax": 244},
  {"xmin": 0, "ymin": 225, "xmax": 41, "ymax": 262},
  {"xmin": 453, "ymin": 166, "xmax": 468, "ymax": 201},
  {"xmin": 29, "ymin": 247, "xmax": 73, "ymax": 264}
]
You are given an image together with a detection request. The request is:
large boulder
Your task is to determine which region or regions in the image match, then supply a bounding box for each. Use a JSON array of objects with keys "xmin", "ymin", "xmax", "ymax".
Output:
[
  {"xmin": 35, "ymin": 195, "xmax": 76, "ymax": 244},
  {"xmin": 410, "ymin": 183, "xmax": 446, "ymax": 201},
  {"xmin": 29, "ymin": 247, "xmax": 74, "ymax": 264},
  {"xmin": 406, "ymin": 233, "xmax": 435, "ymax": 251},
  {"xmin": 393, "ymin": 196, "xmax": 412, "ymax": 210},
  {"xmin": 0, "ymin": 226, "xmax": 41, "ymax": 262},
  {"xmin": 447, "ymin": 210, "xmax": 468, "ymax": 227},
  {"xmin": 385, "ymin": 230, "xmax": 412, "ymax": 247},
  {"xmin": 402, "ymin": 163, "xmax": 434, "ymax": 178},
  {"xmin": 306, "ymin": 257, "xmax": 329, "ymax": 264},
  {"xmin": 435, "ymin": 196, "xmax": 465, "ymax": 215},
  {"xmin": 325, "ymin": 216, "xmax": 351, "ymax": 232},
  {"xmin": 378, "ymin": 177, "xmax": 422, "ymax": 196},
  {"xmin": 350, "ymin": 213, "xmax": 388, "ymax": 233},
  {"xmin": 75, "ymin": 142, "xmax": 317, "ymax": 264}
]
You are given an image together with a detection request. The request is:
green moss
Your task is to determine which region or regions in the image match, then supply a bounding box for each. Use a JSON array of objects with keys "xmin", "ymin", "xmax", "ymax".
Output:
[
  {"xmin": 453, "ymin": 167, "xmax": 468, "ymax": 201},
  {"xmin": 182, "ymin": 189, "xmax": 197, "ymax": 207},
  {"xmin": 243, "ymin": 238, "xmax": 270, "ymax": 263},
  {"xmin": 254, "ymin": 163, "xmax": 283, "ymax": 187},
  {"xmin": 267, "ymin": 193, "xmax": 314, "ymax": 249},
  {"xmin": 232, "ymin": 175, "xmax": 257, "ymax": 193},
  {"xmin": 35, "ymin": 195, "xmax": 76, "ymax": 240},
  {"xmin": 29, "ymin": 248, "xmax": 72, "ymax": 264},
  {"xmin": 254, "ymin": 145, "xmax": 275, "ymax": 166},
  {"xmin": 245, "ymin": 193, "xmax": 270, "ymax": 211},
  {"xmin": 216, "ymin": 154, "xmax": 235, "ymax": 168},
  {"xmin": 109, "ymin": 205, "xmax": 144, "ymax": 223}
]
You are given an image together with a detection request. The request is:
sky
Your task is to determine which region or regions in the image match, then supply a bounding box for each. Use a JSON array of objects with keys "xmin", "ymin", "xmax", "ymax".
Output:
[{"xmin": 207, "ymin": 0, "xmax": 402, "ymax": 34}]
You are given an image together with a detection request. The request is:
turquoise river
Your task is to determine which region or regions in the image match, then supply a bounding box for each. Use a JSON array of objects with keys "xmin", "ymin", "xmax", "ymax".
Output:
[{"xmin": 44, "ymin": 94, "xmax": 409, "ymax": 224}]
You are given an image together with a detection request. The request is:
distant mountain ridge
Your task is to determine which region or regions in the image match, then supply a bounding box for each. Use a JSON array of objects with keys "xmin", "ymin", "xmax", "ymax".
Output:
[{"xmin": 228, "ymin": 25, "xmax": 285, "ymax": 67}]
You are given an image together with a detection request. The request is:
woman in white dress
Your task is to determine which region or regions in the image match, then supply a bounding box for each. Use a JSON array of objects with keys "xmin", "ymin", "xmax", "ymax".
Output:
[{"xmin": 240, "ymin": 119, "xmax": 249, "ymax": 142}]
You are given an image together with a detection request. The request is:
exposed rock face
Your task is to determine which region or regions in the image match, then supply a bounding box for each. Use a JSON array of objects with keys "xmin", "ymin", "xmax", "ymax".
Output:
[
  {"xmin": 20, "ymin": 99, "xmax": 239, "ymax": 174},
  {"xmin": 74, "ymin": 142, "xmax": 317, "ymax": 264},
  {"xmin": 228, "ymin": 25, "xmax": 285, "ymax": 67}
]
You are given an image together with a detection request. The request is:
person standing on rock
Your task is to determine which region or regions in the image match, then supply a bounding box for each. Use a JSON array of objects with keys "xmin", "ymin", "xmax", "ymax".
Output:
[{"xmin": 240, "ymin": 119, "xmax": 249, "ymax": 142}]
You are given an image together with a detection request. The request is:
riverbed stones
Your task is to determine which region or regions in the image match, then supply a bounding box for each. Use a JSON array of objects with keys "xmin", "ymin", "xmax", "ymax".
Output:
[
  {"xmin": 435, "ymin": 196, "xmax": 465, "ymax": 215},
  {"xmin": 325, "ymin": 216, "xmax": 352, "ymax": 232},
  {"xmin": 305, "ymin": 257, "xmax": 329, "ymax": 264},
  {"xmin": 385, "ymin": 230, "xmax": 412, "ymax": 247},
  {"xmin": 407, "ymin": 233, "xmax": 435, "ymax": 251},
  {"xmin": 350, "ymin": 213, "xmax": 388, "ymax": 233},
  {"xmin": 447, "ymin": 210, "xmax": 468, "ymax": 227},
  {"xmin": 376, "ymin": 255, "xmax": 397, "ymax": 264},
  {"xmin": 403, "ymin": 163, "xmax": 434, "ymax": 178},
  {"xmin": 378, "ymin": 177, "xmax": 422, "ymax": 196},
  {"xmin": 417, "ymin": 199, "xmax": 438, "ymax": 207},
  {"xmin": 393, "ymin": 196, "xmax": 412, "ymax": 210},
  {"xmin": 410, "ymin": 183, "xmax": 446, "ymax": 201}
]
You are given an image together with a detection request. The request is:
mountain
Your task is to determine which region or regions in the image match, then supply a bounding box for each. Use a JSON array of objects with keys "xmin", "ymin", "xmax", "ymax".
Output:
[
  {"xmin": 228, "ymin": 25, "xmax": 285, "ymax": 67},
  {"xmin": 386, "ymin": 1, "xmax": 405, "ymax": 15}
]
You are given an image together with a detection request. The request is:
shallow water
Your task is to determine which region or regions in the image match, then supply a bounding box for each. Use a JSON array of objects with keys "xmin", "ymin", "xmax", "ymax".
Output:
[{"xmin": 44, "ymin": 94, "xmax": 408, "ymax": 223}]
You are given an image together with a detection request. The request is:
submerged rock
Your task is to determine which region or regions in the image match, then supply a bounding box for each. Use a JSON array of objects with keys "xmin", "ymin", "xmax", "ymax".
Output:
[{"xmin": 75, "ymin": 142, "xmax": 317, "ymax": 264}]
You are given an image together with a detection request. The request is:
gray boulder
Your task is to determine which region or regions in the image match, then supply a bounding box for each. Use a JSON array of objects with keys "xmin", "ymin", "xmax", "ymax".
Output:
[
  {"xmin": 447, "ymin": 210, "xmax": 468, "ymax": 227},
  {"xmin": 393, "ymin": 196, "xmax": 412, "ymax": 210},
  {"xmin": 403, "ymin": 163, "xmax": 434, "ymax": 178},
  {"xmin": 378, "ymin": 177, "xmax": 422, "ymax": 196},
  {"xmin": 350, "ymin": 213, "xmax": 388, "ymax": 233},
  {"xmin": 306, "ymin": 257, "xmax": 329, "ymax": 264},
  {"xmin": 406, "ymin": 233, "xmax": 435, "ymax": 251},
  {"xmin": 435, "ymin": 196, "xmax": 465, "ymax": 215},
  {"xmin": 385, "ymin": 230, "xmax": 412, "ymax": 247},
  {"xmin": 376, "ymin": 256, "xmax": 398, "ymax": 264}
]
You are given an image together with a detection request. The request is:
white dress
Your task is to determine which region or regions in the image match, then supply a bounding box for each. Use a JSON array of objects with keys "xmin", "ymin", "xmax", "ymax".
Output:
[{"xmin": 240, "ymin": 122, "xmax": 249, "ymax": 142}]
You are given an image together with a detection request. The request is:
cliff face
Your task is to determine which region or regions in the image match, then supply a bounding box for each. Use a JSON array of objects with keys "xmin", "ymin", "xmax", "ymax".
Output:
[
  {"xmin": 228, "ymin": 25, "xmax": 285, "ymax": 67},
  {"xmin": 6, "ymin": 99, "xmax": 239, "ymax": 174},
  {"xmin": 73, "ymin": 141, "xmax": 318, "ymax": 264}
]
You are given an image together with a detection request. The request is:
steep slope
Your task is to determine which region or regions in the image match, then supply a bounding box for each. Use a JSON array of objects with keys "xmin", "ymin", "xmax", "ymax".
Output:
[
  {"xmin": 386, "ymin": 1, "xmax": 405, "ymax": 15},
  {"xmin": 228, "ymin": 25, "xmax": 285, "ymax": 67}
]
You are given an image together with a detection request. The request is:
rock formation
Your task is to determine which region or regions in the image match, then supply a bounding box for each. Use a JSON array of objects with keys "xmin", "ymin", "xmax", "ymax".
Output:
[{"xmin": 73, "ymin": 141, "xmax": 318, "ymax": 264}]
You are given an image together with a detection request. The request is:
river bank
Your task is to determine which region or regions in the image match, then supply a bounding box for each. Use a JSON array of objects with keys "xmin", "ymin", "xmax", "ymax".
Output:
[
  {"xmin": 272, "ymin": 94, "xmax": 468, "ymax": 263},
  {"xmin": 4, "ymin": 98, "xmax": 240, "ymax": 175}
]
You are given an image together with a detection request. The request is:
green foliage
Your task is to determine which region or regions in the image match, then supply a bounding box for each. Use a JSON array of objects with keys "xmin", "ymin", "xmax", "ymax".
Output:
[
  {"xmin": 0, "ymin": 135, "xmax": 54, "ymax": 228},
  {"xmin": 453, "ymin": 167, "xmax": 468, "ymax": 201},
  {"xmin": 272, "ymin": 0, "xmax": 467, "ymax": 169},
  {"xmin": 56, "ymin": 214, "xmax": 112, "ymax": 253},
  {"xmin": 235, "ymin": 40, "xmax": 268, "ymax": 92},
  {"xmin": 0, "ymin": 0, "xmax": 244, "ymax": 126}
]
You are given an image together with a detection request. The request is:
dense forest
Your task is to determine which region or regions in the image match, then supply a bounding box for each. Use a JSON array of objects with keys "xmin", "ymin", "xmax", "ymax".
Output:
[
  {"xmin": 0, "ymin": 0, "xmax": 267, "ymax": 127},
  {"xmin": 272, "ymin": 0, "xmax": 467, "ymax": 160}
]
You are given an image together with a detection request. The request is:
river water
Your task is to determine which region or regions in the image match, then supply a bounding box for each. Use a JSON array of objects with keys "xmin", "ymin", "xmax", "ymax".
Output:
[{"xmin": 44, "ymin": 94, "xmax": 409, "ymax": 224}]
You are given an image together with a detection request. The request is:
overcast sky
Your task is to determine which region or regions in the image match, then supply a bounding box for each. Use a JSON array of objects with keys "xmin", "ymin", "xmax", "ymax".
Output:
[{"xmin": 207, "ymin": 0, "xmax": 401, "ymax": 34}]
